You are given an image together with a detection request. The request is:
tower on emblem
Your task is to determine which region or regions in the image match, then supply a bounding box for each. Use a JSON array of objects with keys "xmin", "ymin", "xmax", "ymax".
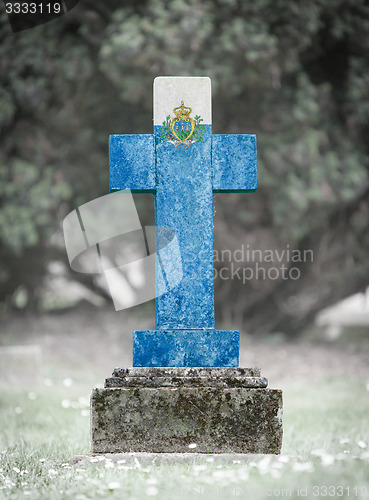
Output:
[{"xmin": 170, "ymin": 101, "xmax": 195, "ymax": 142}]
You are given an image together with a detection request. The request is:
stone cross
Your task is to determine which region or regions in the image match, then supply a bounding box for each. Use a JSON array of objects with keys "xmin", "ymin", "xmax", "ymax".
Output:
[{"xmin": 109, "ymin": 77, "xmax": 257, "ymax": 367}]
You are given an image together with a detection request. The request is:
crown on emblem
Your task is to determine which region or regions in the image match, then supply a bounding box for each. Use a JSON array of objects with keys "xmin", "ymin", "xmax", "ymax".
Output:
[{"xmin": 173, "ymin": 101, "xmax": 192, "ymax": 120}]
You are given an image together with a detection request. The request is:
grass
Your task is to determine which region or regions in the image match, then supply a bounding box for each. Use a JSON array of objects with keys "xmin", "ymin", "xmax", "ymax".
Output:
[{"xmin": 0, "ymin": 377, "xmax": 369, "ymax": 499}]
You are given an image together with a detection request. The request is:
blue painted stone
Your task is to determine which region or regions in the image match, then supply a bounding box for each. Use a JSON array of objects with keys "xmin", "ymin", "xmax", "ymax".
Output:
[
  {"xmin": 133, "ymin": 330, "xmax": 239, "ymax": 367},
  {"xmin": 213, "ymin": 134, "xmax": 257, "ymax": 192},
  {"xmin": 109, "ymin": 135, "xmax": 155, "ymax": 192},
  {"xmin": 154, "ymin": 125, "xmax": 214, "ymax": 329},
  {"xmin": 108, "ymin": 85, "xmax": 257, "ymax": 367}
]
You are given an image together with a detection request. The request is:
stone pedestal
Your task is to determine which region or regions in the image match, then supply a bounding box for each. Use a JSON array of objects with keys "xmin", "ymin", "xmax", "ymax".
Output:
[{"xmin": 91, "ymin": 368, "xmax": 283, "ymax": 454}]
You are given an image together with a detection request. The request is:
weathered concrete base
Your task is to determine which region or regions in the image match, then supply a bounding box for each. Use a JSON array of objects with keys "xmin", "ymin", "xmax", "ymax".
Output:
[{"xmin": 91, "ymin": 368, "xmax": 283, "ymax": 454}]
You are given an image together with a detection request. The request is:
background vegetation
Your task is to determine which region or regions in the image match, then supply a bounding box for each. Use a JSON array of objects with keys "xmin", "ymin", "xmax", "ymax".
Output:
[{"xmin": 1, "ymin": 0, "xmax": 369, "ymax": 335}]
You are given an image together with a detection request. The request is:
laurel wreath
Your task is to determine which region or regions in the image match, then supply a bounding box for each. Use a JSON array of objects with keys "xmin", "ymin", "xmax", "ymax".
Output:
[{"xmin": 159, "ymin": 115, "xmax": 206, "ymax": 145}]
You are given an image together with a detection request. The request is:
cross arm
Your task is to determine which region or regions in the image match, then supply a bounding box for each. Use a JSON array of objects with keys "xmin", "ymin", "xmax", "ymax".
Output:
[
  {"xmin": 212, "ymin": 134, "xmax": 257, "ymax": 192},
  {"xmin": 109, "ymin": 134, "xmax": 156, "ymax": 193}
]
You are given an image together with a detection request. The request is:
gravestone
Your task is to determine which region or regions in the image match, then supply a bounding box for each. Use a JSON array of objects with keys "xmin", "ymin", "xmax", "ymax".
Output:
[{"xmin": 91, "ymin": 77, "xmax": 283, "ymax": 453}]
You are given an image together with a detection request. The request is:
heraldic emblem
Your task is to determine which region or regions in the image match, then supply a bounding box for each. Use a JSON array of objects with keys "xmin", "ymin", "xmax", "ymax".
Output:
[{"xmin": 159, "ymin": 101, "xmax": 205, "ymax": 148}]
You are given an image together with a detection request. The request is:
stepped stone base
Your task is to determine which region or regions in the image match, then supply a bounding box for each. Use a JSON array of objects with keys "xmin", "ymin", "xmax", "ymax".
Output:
[{"xmin": 91, "ymin": 368, "xmax": 283, "ymax": 454}]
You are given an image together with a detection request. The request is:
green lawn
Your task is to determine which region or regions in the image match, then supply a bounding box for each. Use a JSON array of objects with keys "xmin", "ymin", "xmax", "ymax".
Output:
[{"xmin": 1, "ymin": 377, "xmax": 368, "ymax": 499}]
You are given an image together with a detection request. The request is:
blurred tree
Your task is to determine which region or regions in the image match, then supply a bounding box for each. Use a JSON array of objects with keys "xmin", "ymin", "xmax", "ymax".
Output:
[{"xmin": 0, "ymin": 0, "xmax": 368, "ymax": 333}]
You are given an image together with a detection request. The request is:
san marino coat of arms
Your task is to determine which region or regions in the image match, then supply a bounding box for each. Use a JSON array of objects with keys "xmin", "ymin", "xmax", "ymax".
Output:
[{"xmin": 159, "ymin": 101, "xmax": 206, "ymax": 149}]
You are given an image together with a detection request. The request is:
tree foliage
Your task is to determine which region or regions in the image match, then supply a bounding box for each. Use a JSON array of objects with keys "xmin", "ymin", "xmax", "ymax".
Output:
[{"xmin": 0, "ymin": 0, "xmax": 369, "ymax": 333}]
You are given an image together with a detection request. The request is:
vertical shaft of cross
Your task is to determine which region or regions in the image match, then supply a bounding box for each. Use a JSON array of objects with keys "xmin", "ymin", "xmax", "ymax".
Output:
[
  {"xmin": 109, "ymin": 76, "xmax": 256, "ymax": 366},
  {"xmin": 154, "ymin": 78, "xmax": 214, "ymax": 330}
]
